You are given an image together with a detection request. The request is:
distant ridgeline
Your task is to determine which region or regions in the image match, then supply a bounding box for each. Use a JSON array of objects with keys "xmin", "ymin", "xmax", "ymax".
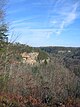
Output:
[
  {"xmin": 40, "ymin": 46, "xmax": 80, "ymax": 60},
  {"xmin": 39, "ymin": 46, "xmax": 78, "ymax": 54},
  {"xmin": 40, "ymin": 46, "xmax": 80, "ymax": 77}
]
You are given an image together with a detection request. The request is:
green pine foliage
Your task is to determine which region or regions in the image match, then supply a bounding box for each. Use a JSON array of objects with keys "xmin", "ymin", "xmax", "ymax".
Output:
[{"xmin": 37, "ymin": 50, "xmax": 49, "ymax": 61}]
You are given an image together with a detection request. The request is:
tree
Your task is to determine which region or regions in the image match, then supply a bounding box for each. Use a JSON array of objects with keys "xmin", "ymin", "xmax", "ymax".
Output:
[
  {"xmin": 0, "ymin": 0, "xmax": 8, "ymax": 43},
  {"xmin": 0, "ymin": 0, "xmax": 8, "ymax": 55},
  {"xmin": 0, "ymin": 0, "xmax": 9, "ymax": 92},
  {"xmin": 0, "ymin": 24, "xmax": 8, "ymax": 42}
]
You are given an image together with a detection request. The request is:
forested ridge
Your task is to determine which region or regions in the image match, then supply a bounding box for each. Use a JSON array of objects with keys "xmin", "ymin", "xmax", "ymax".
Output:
[
  {"xmin": 0, "ymin": 0, "xmax": 80, "ymax": 107},
  {"xmin": 0, "ymin": 42, "xmax": 80, "ymax": 107}
]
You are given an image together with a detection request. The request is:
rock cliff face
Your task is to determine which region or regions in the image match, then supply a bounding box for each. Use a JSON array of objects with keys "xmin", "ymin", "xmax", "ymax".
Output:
[
  {"xmin": 21, "ymin": 52, "xmax": 50, "ymax": 65},
  {"xmin": 21, "ymin": 52, "xmax": 39, "ymax": 65}
]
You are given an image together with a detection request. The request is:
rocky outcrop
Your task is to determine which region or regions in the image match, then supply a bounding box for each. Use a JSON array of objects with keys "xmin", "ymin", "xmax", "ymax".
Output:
[{"xmin": 21, "ymin": 52, "xmax": 39, "ymax": 65}]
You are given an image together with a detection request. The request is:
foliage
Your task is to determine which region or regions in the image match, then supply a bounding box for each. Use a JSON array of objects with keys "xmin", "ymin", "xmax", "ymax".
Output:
[
  {"xmin": 0, "ymin": 0, "xmax": 80, "ymax": 106},
  {"xmin": 0, "ymin": 43, "xmax": 80, "ymax": 106},
  {"xmin": 37, "ymin": 50, "xmax": 49, "ymax": 61},
  {"xmin": 0, "ymin": 93, "xmax": 42, "ymax": 107},
  {"xmin": 0, "ymin": 0, "xmax": 8, "ymax": 52}
]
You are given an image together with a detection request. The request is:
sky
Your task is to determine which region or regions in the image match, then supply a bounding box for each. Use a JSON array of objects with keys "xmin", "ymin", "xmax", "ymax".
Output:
[{"xmin": 6, "ymin": 0, "xmax": 80, "ymax": 47}]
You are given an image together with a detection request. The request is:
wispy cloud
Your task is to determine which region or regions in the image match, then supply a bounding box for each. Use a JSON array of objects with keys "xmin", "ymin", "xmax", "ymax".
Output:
[
  {"xmin": 49, "ymin": 0, "xmax": 80, "ymax": 35},
  {"xmin": 8, "ymin": 0, "xmax": 80, "ymax": 46},
  {"xmin": 9, "ymin": 26, "xmax": 54, "ymax": 46},
  {"xmin": 11, "ymin": 15, "xmax": 40, "ymax": 24}
]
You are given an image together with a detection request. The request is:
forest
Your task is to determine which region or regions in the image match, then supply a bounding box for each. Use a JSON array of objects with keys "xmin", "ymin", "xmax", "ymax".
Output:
[{"xmin": 0, "ymin": 0, "xmax": 80, "ymax": 107}]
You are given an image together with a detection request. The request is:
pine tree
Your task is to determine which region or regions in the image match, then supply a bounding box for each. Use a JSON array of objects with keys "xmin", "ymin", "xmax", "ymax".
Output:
[
  {"xmin": 0, "ymin": 0, "xmax": 8, "ymax": 52},
  {"xmin": 0, "ymin": 0, "xmax": 8, "ymax": 41}
]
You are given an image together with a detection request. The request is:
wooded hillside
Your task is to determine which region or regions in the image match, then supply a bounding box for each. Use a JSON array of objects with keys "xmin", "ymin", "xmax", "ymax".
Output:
[{"xmin": 0, "ymin": 43, "xmax": 80, "ymax": 107}]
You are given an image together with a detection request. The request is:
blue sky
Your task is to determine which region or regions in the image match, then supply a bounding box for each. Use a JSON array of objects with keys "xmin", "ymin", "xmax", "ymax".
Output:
[{"xmin": 6, "ymin": 0, "xmax": 80, "ymax": 47}]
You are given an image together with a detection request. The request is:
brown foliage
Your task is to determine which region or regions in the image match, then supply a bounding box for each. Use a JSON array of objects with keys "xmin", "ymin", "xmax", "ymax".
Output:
[{"xmin": 0, "ymin": 92, "xmax": 42, "ymax": 107}]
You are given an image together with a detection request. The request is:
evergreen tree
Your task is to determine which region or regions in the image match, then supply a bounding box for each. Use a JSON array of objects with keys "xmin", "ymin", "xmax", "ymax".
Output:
[
  {"xmin": 0, "ymin": 0, "xmax": 8, "ymax": 53},
  {"xmin": 0, "ymin": 0, "xmax": 8, "ymax": 43}
]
